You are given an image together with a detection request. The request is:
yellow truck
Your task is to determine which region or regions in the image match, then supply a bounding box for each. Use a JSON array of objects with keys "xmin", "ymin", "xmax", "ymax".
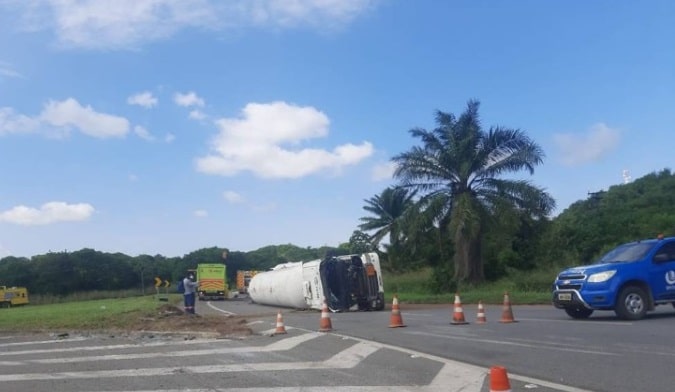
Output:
[
  {"xmin": 0, "ymin": 286, "xmax": 29, "ymax": 308},
  {"xmin": 196, "ymin": 263, "xmax": 228, "ymax": 301}
]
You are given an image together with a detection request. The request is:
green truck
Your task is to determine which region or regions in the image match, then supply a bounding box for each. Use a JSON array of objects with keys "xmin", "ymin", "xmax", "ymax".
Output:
[{"xmin": 196, "ymin": 263, "xmax": 228, "ymax": 301}]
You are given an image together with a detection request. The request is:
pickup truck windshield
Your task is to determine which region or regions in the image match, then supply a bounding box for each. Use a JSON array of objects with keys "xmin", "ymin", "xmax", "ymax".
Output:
[{"xmin": 597, "ymin": 242, "xmax": 655, "ymax": 264}]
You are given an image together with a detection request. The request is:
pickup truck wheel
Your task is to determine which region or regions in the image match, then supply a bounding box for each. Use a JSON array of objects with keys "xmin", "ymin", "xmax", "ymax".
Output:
[
  {"xmin": 564, "ymin": 307, "xmax": 593, "ymax": 319},
  {"xmin": 615, "ymin": 286, "xmax": 648, "ymax": 320}
]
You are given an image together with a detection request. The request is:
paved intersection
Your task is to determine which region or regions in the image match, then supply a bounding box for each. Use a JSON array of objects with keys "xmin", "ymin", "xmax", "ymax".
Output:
[
  {"xmin": 0, "ymin": 325, "xmax": 587, "ymax": 392},
  {"xmin": 0, "ymin": 329, "xmax": 488, "ymax": 391}
]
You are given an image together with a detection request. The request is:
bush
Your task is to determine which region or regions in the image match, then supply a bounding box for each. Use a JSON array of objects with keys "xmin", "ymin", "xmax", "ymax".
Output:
[{"xmin": 507, "ymin": 267, "xmax": 558, "ymax": 292}]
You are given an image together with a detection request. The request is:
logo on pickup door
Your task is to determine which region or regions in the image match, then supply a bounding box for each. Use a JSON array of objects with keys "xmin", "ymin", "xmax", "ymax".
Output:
[{"xmin": 665, "ymin": 271, "xmax": 675, "ymax": 285}]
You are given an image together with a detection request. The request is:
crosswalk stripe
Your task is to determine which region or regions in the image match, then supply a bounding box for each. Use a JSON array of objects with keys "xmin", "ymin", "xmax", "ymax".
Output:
[
  {"xmin": 0, "ymin": 338, "xmax": 379, "ymax": 382},
  {"xmin": 0, "ymin": 337, "xmax": 228, "ymax": 356},
  {"xmin": 0, "ymin": 336, "xmax": 88, "ymax": 348},
  {"xmin": 30, "ymin": 332, "xmax": 322, "ymax": 364}
]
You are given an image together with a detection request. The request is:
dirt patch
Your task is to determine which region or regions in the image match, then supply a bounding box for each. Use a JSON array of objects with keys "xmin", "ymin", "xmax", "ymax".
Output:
[{"xmin": 119, "ymin": 304, "xmax": 254, "ymax": 338}]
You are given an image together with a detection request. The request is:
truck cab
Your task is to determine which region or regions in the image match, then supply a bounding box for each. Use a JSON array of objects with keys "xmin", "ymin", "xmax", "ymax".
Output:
[
  {"xmin": 552, "ymin": 235, "xmax": 675, "ymax": 320},
  {"xmin": 0, "ymin": 286, "xmax": 29, "ymax": 308}
]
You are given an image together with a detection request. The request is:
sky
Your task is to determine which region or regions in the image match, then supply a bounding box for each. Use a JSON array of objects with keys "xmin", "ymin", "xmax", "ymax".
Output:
[{"xmin": 0, "ymin": 0, "xmax": 674, "ymax": 258}]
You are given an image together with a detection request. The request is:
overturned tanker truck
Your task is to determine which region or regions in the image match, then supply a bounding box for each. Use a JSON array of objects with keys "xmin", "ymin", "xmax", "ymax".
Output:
[{"xmin": 248, "ymin": 252, "xmax": 385, "ymax": 312}]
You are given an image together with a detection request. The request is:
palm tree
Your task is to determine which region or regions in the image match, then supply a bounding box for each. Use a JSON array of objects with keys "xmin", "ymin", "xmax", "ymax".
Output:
[
  {"xmin": 392, "ymin": 100, "xmax": 555, "ymax": 283},
  {"xmin": 358, "ymin": 187, "xmax": 417, "ymax": 270}
]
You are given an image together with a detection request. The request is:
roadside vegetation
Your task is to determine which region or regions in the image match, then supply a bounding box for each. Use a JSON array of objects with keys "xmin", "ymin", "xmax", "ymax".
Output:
[
  {"xmin": 383, "ymin": 267, "xmax": 554, "ymax": 305},
  {"xmin": 0, "ymin": 295, "xmax": 167, "ymax": 332}
]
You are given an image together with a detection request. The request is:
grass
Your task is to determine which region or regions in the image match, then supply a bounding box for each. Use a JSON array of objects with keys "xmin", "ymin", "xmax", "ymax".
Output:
[
  {"xmin": 382, "ymin": 267, "xmax": 554, "ymax": 305},
  {"xmin": 0, "ymin": 294, "xmax": 181, "ymax": 332}
]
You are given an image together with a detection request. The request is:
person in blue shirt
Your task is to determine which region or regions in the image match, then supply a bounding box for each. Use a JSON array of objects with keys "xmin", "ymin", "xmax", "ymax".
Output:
[{"xmin": 183, "ymin": 273, "xmax": 199, "ymax": 314}]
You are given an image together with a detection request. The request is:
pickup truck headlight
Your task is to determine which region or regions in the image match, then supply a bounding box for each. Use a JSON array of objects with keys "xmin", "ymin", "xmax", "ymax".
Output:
[{"xmin": 587, "ymin": 270, "xmax": 616, "ymax": 283}]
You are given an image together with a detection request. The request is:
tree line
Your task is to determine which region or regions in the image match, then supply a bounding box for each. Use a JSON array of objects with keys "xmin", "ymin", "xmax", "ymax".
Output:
[{"xmin": 2, "ymin": 101, "xmax": 674, "ymax": 296}]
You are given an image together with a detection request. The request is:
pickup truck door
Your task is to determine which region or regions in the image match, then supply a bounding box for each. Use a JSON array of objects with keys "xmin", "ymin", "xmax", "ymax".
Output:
[{"xmin": 649, "ymin": 241, "xmax": 675, "ymax": 301}]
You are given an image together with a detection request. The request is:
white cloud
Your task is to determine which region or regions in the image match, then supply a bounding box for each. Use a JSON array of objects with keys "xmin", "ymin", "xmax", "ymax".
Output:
[
  {"xmin": 196, "ymin": 101, "xmax": 373, "ymax": 179},
  {"xmin": 553, "ymin": 123, "xmax": 621, "ymax": 166},
  {"xmin": 0, "ymin": 202, "xmax": 95, "ymax": 226},
  {"xmin": 223, "ymin": 190, "xmax": 244, "ymax": 204},
  {"xmin": 174, "ymin": 92, "xmax": 205, "ymax": 108},
  {"xmin": 129, "ymin": 174, "xmax": 139, "ymax": 182},
  {"xmin": 189, "ymin": 109, "xmax": 206, "ymax": 120},
  {"xmin": 127, "ymin": 91, "xmax": 158, "ymax": 108},
  {"xmin": 1, "ymin": 100, "xmax": 130, "ymax": 139},
  {"xmin": 246, "ymin": 0, "xmax": 377, "ymax": 29},
  {"xmin": 165, "ymin": 133, "xmax": 176, "ymax": 143},
  {"xmin": 134, "ymin": 125, "xmax": 155, "ymax": 141},
  {"xmin": 0, "ymin": 61, "xmax": 23, "ymax": 79},
  {"xmin": 0, "ymin": 107, "xmax": 41, "ymax": 135},
  {"xmin": 40, "ymin": 98, "xmax": 130, "ymax": 138},
  {"xmin": 371, "ymin": 161, "xmax": 396, "ymax": 181},
  {"xmin": 3, "ymin": 0, "xmax": 377, "ymax": 50},
  {"xmin": 193, "ymin": 209, "xmax": 208, "ymax": 217}
]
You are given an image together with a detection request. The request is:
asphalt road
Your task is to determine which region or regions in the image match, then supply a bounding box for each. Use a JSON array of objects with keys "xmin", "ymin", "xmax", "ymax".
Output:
[
  {"xmin": 2, "ymin": 298, "xmax": 673, "ymax": 392},
  {"xmin": 206, "ymin": 297, "xmax": 675, "ymax": 392}
]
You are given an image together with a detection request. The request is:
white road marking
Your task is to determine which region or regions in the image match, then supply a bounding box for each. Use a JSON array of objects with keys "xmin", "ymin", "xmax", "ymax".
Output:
[
  {"xmin": 294, "ymin": 326, "xmax": 488, "ymax": 391},
  {"xmin": 0, "ymin": 361, "xmax": 23, "ymax": 365},
  {"xmin": 206, "ymin": 301, "xmax": 236, "ymax": 315},
  {"xmin": 517, "ymin": 317, "xmax": 633, "ymax": 325},
  {"xmin": 406, "ymin": 330, "xmax": 617, "ymax": 356},
  {"xmin": 509, "ymin": 374, "xmax": 592, "ymax": 392},
  {"xmin": 427, "ymin": 362, "xmax": 485, "ymax": 390},
  {"xmin": 0, "ymin": 337, "xmax": 227, "ymax": 356},
  {"xmin": 0, "ymin": 339, "xmax": 379, "ymax": 382},
  {"xmin": 0, "ymin": 336, "xmax": 88, "ymax": 348},
  {"xmin": 31, "ymin": 332, "xmax": 321, "ymax": 364}
]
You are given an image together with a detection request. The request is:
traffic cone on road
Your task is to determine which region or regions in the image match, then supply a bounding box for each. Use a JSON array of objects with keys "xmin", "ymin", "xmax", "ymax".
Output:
[
  {"xmin": 476, "ymin": 301, "xmax": 487, "ymax": 324},
  {"xmin": 499, "ymin": 292, "xmax": 517, "ymax": 323},
  {"xmin": 450, "ymin": 293, "xmax": 469, "ymax": 325},
  {"xmin": 388, "ymin": 294, "xmax": 406, "ymax": 328},
  {"xmin": 318, "ymin": 299, "xmax": 333, "ymax": 332},
  {"xmin": 274, "ymin": 310, "xmax": 287, "ymax": 335},
  {"xmin": 489, "ymin": 366, "xmax": 512, "ymax": 392}
]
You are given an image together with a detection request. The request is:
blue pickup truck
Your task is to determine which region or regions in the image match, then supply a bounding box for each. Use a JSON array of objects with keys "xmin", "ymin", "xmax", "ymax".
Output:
[{"xmin": 552, "ymin": 235, "xmax": 675, "ymax": 320}]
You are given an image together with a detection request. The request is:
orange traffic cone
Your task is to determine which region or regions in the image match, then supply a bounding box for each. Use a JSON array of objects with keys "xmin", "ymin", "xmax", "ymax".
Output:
[
  {"xmin": 489, "ymin": 366, "xmax": 512, "ymax": 392},
  {"xmin": 388, "ymin": 294, "xmax": 406, "ymax": 328},
  {"xmin": 318, "ymin": 299, "xmax": 333, "ymax": 332},
  {"xmin": 274, "ymin": 310, "xmax": 287, "ymax": 335},
  {"xmin": 499, "ymin": 292, "xmax": 517, "ymax": 323},
  {"xmin": 476, "ymin": 300, "xmax": 487, "ymax": 324},
  {"xmin": 450, "ymin": 293, "xmax": 469, "ymax": 325}
]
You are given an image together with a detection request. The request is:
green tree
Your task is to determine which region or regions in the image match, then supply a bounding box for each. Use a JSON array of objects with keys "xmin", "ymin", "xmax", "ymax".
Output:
[
  {"xmin": 358, "ymin": 186, "xmax": 417, "ymax": 270},
  {"xmin": 346, "ymin": 230, "xmax": 376, "ymax": 254},
  {"xmin": 392, "ymin": 100, "xmax": 555, "ymax": 283}
]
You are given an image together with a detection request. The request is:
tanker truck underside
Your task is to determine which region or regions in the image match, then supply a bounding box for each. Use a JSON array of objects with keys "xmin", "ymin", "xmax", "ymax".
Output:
[
  {"xmin": 248, "ymin": 252, "xmax": 385, "ymax": 312},
  {"xmin": 320, "ymin": 254, "xmax": 384, "ymax": 312}
]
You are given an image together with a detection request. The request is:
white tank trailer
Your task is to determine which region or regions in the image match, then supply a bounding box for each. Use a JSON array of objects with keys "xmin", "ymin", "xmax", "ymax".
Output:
[{"xmin": 248, "ymin": 252, "xmax": 385, "ymax": 312}]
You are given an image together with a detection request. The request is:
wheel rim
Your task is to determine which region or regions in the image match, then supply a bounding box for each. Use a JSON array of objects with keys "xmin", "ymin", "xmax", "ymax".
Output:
[{"xmin": 625, "ymin": 293, "xmax": 644, "ymax": 314}]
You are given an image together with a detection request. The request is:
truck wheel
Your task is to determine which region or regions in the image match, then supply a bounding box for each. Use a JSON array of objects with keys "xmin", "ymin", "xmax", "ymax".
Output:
[
  {"xmin": 615, "ymin": 286, "xmax": 648, "ymax": 320},
  {"xmin": 564, "ymin": 307, "xmax": 593, "ymax": 319},
  {"xmin": 374, "ymin": 293, "xmax": 385, "ymax": 311}
]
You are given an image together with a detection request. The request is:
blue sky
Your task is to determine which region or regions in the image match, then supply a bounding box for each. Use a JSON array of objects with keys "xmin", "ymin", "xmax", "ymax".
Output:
[{"xmin": 1, "ymin": 1, "xmax": 673, "ymax": 258}]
